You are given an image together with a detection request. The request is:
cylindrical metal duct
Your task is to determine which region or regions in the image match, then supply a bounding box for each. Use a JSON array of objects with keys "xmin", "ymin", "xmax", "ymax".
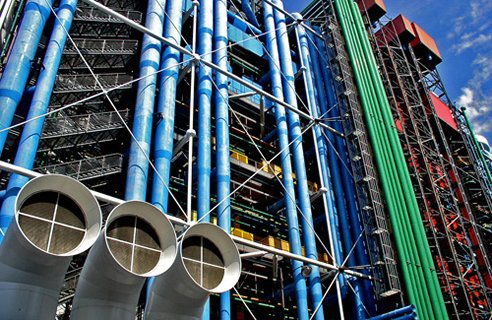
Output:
[
  {"xmin": 146, "ymin": 223, "xmax": 241, "ymax": 320},
  {"xmin": 0, "ymin": 175, "xmax": 102, "ymax": 320},
  {"xmin": 71, "ymin": 200, "xmax": 177, "ymax": 320}
]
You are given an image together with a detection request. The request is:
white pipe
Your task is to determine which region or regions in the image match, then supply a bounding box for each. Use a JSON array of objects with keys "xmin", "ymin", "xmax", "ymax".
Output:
[
  {"xmin": 0, "ymin": 175, "xmax": 102, "ymax": 320},
  {"xmin": 0, "ymin": 160, "xmax": 372, "ymax": 280},
  {"xmin": 71, "ymin": 201, "xmax": 177, "ymax": 320},
  {"xmin": 146, "ymin": 223, "xmax": 241, "ymax": 319}
]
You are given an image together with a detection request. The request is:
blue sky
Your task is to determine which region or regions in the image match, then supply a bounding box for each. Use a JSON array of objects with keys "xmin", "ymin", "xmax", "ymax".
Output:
[{"xmin": 283, "ymin": 0, "xmax": 492, "ymax": 143}]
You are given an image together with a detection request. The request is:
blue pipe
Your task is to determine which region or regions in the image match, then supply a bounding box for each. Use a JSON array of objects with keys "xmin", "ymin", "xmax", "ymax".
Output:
[
  {"xmin": 370, "ymin": 306, "xmax": 416, "ymax": 320},
  {"xmin": 392, "ymin": 315, "xmax": 417, "ymax": 320},
  {"xmin": 150, "ymin": 0, "xmax": 184, "ymax": 211},
  {"xmin": 197, "ymin": 0, "xmax": 214, "ymax": 318},
  {"xmin": 298, "ymin": 19, "xmax": 367, "ymax": 318},
  {"xmin": 241, "ymin": 0, "xmax": 260, "ymax": 29},
  {"xmin": 0, "ymin": 0, "xmax": 76, "ymax": 238},
  {"xmin": 272, "ymin": 5, "xmax": 325, "ymax": 319},
  {"xmin": 197, "ymin": 0, "xmax": 213, "ymax": 225},
  {"xmin": 214, "ymin": 0, "xmax": 232, "ymax": 319},
  {"xmin": 125, "ymin": 0, "xmax": 166, "ymax": 201},
  {"xmin": 226, "ymin": 11, "xmax": 262, "ymax": 36},
  {"xmin": 0, "ymin": 0, "xmax": 54, "ymax": 155},
  {"xmin": 311, "ymin": 29, "xmax": 376, "ymax": 314},
  {"xmin": 263, "ymin": 2, "xmax": 309, "ymax": 320}
]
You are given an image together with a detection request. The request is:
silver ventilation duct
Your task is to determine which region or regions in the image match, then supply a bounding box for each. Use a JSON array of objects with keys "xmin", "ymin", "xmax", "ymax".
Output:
[
  {"xmin": 0, "ymin": 175, "xmax": 102, "ymax": 320},
  {"xmin": 71, "ymin": 200, "xmax": 177, "ymax": 320},
  {"xmin": 146, "ymin": 223, "xmax": 241, "ymax": 320}
]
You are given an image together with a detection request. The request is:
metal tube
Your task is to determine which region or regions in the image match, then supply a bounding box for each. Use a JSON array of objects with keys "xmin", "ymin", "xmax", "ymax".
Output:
[
  {"xmin": 0, "ymin": 175, "xmax": 101, "ymax": 320},
  {"xmin": 125, "ymin": 0, "xmax": 166, "ymax": 201},
  {"xmin": 347, "ymin": 2, "xmax": 446, "ymax": 317},
  {"xmin": 295, "ymin": 14, "xmax": 363, "ymax": 319},
  {"xmin": 262, "ymin": 2, "xmax": 309, "ymax": 319},
  {"xmin": 0, "ymin": 0, "xmax": 54, "ymax": 154},
  {"xmin": 186, "ymin": 0, "xmax": 199, "ymax": 223},
  {"xmin": 241, "ymin": 0, "xmax": 260, "ymax": 28},
  {"xmin": 196, "ymin": 0, "xmax": 214, "ymax": 318},
  {"xmin": 226, "ymin": 10, "xmax": 262, "ymax": 36},
  {"xmin": 0, "ymin": 160, "xmax": 374, "ymax": 279},
  {"xmin": 369, "ymin": 305, "xmax": 415, "ymax": 320},
  {"xmin": 71, "ymin": 201, "xmax": 177, "ymax": 320},
  {"xmin": 0, "ymin": 0, "xmax": 77, "ymax": 238},
  {"xmin": 214, "ymin": 0, "xmax": 232, "ymax": 318},
  {"xmin": 272, "ymin": 5, "xmax": 327, "ymax": 319},
  {"xmin": 78, "ymin": 0, "xmax": 332, "ymax": 130},
  {"xmin": 151, "ymin": 0, "xmax": 184, "ymax": 211},
  {"xmin": 309, "ymin": 25, "xmax": 374, "ymax": 316}
]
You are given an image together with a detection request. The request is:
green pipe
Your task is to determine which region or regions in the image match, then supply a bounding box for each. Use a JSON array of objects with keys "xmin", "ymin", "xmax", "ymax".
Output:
[
  {"xmin": 346, "ymin": 2, "xmax": 447, "ymax": 318},
  {"xmin": 347, "ymin": 3, "xmax": 447, "ymax": 317},
  {"xmin": 334, "ymin": 0, "xmax": 446, "ymax": 318},
  {"xmin": 333, "ymin": 2, "xmax": 429, "ymax": 317}
]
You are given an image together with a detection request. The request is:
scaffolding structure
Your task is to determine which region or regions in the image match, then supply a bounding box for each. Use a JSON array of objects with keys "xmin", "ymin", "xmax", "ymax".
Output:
[
  {"xmin": 0, "ymin": 0, "xmax": 490, "ymax": 319},
  {"xmin": 359, "ymin": 5, "xmax": 492, "ymax": 319}
]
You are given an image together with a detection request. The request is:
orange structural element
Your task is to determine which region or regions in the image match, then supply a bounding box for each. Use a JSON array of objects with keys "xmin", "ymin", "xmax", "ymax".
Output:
[
  {"xmin": 375, "ymin": 14, "xmax": 415, "ymax": 45},
  {"xmin": 356, "ymin": 0, "xmax": 387, "ymax": 21},
  {"xmin": 410, "ymin": 22, "xmax": 442, "ymax": 69}
]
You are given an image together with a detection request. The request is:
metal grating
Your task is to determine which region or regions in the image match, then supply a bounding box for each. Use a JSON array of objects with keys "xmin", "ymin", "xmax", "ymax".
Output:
[{"xmin": 18, "ymin": 191, "xmax": 86, "ymax": 254}]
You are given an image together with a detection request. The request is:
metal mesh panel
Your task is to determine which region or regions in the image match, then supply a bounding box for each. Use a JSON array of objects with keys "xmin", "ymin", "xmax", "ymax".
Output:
[
  {"xmin": 55, "ymin": 194, "xmax": 85, "ymax": 228},
  {"xmin": 107, "ymin": 238, "xmax": 133, "ymax": 271},
  {"xmin": 18, "ymin": 191, "xmax": 87, "ymax": 254},
  {"xmin": 50, "ymin": 224, "xmax": 85, "ymax": 254},
  {"xmin": 106, "ymin": 216, "xmax": 162, "ymax": 275},
  {"xmin": 18, "ymin": 215, "xmax": 51, "ymax": 251},
  {"xmin": 20, "ymin": 191, "xmax": 58, "ymax": 220},
  {"xmin": 107, "ymin": 216, "xmax": 135, "ymax": 242},
  {"xmin": 182, "ymin": 236, "xmax": 225, "ymax": 290}
]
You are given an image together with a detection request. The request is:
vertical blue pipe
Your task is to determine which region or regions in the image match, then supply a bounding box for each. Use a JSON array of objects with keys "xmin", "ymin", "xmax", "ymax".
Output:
[
  {"xmin": 0, "ymin": 0, "xmax": 54, "ymax": 155},
  {"xmin": 271, "ymin": 4, "xmax": 324, "ymax": 319},
  {"xmin": 263, "ymin": 3, "xmax": 309, "ymax": 319},
  {"xmin": 150, "ymin": 0, "xmax": 184, "ymax": 211},
  {"xmin": 197, "ymin": 0, "xmax": 214, "ymax": 318},
  {"xmin": 312, "ymin": 30, "xmax": 376, "ymax": 314},
  {"xmin": 214, "ymin": 1, "xmax": 231, "ymax": 319},
  {"xmin": 0, "ymin": 0, "xmax": 77, "ymax": 238},
  {"xmin": 298, "ymin": 20, "xmax": 366, "ymax": 318},
  {"xmin": 125, "ymin": 0, "xmax": 166, "ymax": 201},
  {"xmin": 197, "ymin": 0, "xmax": 213, "ymax": 224}
]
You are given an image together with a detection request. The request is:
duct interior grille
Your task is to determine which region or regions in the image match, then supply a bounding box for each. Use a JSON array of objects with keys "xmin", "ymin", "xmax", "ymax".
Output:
[
  {"xmin": 18, "ymin": 191, "xmax": 86, "ymax": 254},
  {"xmin": 182, "ymin": 236, "xmax": 225, "ymax": 289},
  {"xmin": 106, "ymin": 216, "xmax": 161, "ymax": 275}
]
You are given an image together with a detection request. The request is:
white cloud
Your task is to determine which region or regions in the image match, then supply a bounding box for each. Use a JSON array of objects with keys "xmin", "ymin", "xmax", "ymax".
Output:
[
  {"xmin": 457, "ymin": 88, "xmax": 474, "ymax": 109},
  {"xmin": 453, "ymin": 33, "xmax": 492, "ymax": 54}
]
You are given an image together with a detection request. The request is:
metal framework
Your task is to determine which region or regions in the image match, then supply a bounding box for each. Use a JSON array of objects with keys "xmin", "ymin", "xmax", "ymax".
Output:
[
  {"xmin": 363, "ymin": 7, "xmax": 492, "ymax": 318},
  {"xmin": 315, "ymin": 0, "xmax": 403, "ymax": 304}
]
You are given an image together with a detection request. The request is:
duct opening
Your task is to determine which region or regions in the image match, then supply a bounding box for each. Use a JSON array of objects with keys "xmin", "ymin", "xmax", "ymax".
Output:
[
  {"xmin": 106, "ymin": 215, "xmax": 162, "ymax": 275},
  {"xmin": 182, "ymin": 236, "xmax": 225, "ymax": 290},
  {"xmin": 18, "ymin": 191, "xmax": 86, "ymax": 254}
]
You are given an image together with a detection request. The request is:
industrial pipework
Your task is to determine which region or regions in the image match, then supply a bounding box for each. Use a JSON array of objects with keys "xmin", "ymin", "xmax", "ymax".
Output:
[
  {"xmin": 71, "ymin": 201, "xmax": 177, "ymax": 320},
  {"xmin": 0, "ymin": 175, "xmax": 101, "ymax": 320},
  {"xmin": 145, "ymin": 223, "xmax": 241, "ymax": 319}
]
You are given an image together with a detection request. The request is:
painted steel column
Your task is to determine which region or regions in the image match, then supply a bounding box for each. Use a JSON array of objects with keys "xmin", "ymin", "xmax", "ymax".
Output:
[
  {"xmin": 295, "ymin": 15, "xmax": 368, "ymax": 319},
  {"xmin": 272, "ymin": 4, "xmax": 325, "ymax": 319},
  {"xmin": 0, "ymin": 0, "xmax": 54, "ymax": 155},
  {"xmin": 310, "ymin": 27, "xmax": 375, "ymax": 316},
  {"xmin": 197, "ymin": 0, "xmax": 214, "ymax": 318},
  {"xmin": 0, "ymin": 0, "xmax": 77, "ymax": 238},
  {"xmin": 213, "ymin": 0, "xmax": 231, "ymax": 318},
  {"xmin": 197, "ymin": 0, "xmax": 213, "ymax": 224},
  {"xmin": 151, "ymin": 0, "xmax": 184, "ymax": 211},
  {"xmin": 263, "ymin": 2, "xmax": 309, "ymax": 319},
  {"xmin": 125, "ymin": 0, "xmax": 166, "ymax": 201}
]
